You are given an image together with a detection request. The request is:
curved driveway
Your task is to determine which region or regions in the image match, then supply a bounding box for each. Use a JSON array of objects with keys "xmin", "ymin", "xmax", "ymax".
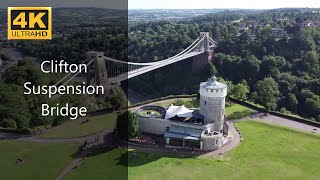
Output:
[{"xmin": 257, "ymin": 115, "xmax": 320, "ymax": 134}]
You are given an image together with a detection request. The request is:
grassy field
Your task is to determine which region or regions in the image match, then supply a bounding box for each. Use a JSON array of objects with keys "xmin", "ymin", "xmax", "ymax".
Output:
[
  {"xmin": 138, "ymin": 109, "xmax": 161, "ymax": 116},
  {"xmin": 225, "ymin": 103, "xmax": 254, "ymax": 119},
  {"xmin": 65, "ymin": 148, "xmax": 128, "ymax": 180},
  {"xmin": 64, "ymin": 120, "xmax": 320, "ymax": 179},
  {"xmin": 0, "ymin": 140, "xmax": 79, "ymax": 180},
  {"xmin": 152, "ymin": 98, "xmax": 198, "ymax": 108},
  {"xmin": 232, "ymin": 18, "xmax": 244, "ymax": 23},
  {"xmin": 41, "ymin": 113, "xmax": 117, "ymax": 138}
]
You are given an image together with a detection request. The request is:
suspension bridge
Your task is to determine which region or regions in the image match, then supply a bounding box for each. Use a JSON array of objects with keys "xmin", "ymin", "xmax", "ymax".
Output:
[{"xmin": 55, "ymin": 32, "xmax": 217, "ymax": 96}]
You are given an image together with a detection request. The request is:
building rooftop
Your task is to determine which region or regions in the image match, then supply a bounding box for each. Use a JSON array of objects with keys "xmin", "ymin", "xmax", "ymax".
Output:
[
  {"xmin": 165, "ymin": 105, "xmax": 204, "ymax": 124},
  {"xmin": 165, "ymin": 104, "xmax": 194, "ymax": 119}
]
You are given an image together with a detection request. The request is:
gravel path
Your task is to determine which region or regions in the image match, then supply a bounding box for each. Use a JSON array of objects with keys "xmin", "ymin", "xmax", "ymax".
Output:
[{"xmin": 257, "ymin": 115, "xmax": 320, "ymax": 134}]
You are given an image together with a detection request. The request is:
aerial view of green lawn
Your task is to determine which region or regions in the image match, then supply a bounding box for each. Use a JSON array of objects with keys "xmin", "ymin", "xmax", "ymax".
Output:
[
  {"xmin": 41, "ymin": 113, "xmax": 117, "ymax": 138},
  {"xmin": 0, "ymin": 140, "xmax": 79, "ymax": 180},
  {"xmin": 64, "ymin": 120, "xmax": 320, "ymax": 180},
  {"xmin": 225, "ymin": 103, "xmax": 254, "ymax": 119},
  {"xmin": 148, "ymin": 98, "xmax": 198, "ymax": 108},
  {"xmin": 64, "ymin": 148, "xmax": 128, "ymax": 180}
]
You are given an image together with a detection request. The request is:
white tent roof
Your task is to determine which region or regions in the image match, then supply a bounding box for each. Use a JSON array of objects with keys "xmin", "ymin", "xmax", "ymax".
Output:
[{"xmin": 165, "ymin": 104, "xmax": 194, "ymax": 119}]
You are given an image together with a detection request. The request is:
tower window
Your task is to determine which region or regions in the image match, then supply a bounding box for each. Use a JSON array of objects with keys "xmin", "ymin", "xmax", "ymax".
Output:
[
  {"xmin": 205, "ymin": 101, "xmax": 206, "ymax": 105},
  {"xmin": 211, "ymin": 89, "xmax": 213, "ymax": 92}
]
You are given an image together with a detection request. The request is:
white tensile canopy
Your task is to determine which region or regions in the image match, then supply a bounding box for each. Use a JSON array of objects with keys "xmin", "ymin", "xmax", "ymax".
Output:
[{"xmin": 165, "ymin": 104, "xmax": 194, "ymax": 119}]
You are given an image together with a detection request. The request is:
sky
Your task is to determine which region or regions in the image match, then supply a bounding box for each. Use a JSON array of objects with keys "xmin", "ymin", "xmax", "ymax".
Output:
[
  {"xmin": 129, "ymin": 0, "xmax": 320, "ymax": 9},
  {"xmin": 0, "ymin": 0, "xmax": 319, "ymax": 9}
]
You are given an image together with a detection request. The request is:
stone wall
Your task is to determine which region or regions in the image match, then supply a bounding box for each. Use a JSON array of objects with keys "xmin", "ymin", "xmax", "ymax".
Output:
[
  {"xmin": 138, "ymin": 117, "xmax": 171, "ymax": 135},
  {"xmin": 201, "ymin": 133, "xmax": 223, "ymax": 151},
  {"xmin": 137, "ymin": 114, "xmax": 226, "ymax": 151},
  {"xmin": 138, "ymin": 116, "xmax": 208, "ymax": 135},
  {"xmin": 200, "ymin": 95, "xmax": 225, "ymax": 131}
]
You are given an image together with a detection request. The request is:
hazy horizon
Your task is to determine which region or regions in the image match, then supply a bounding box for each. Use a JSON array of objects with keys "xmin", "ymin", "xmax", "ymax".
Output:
[
  {"xmin": 129, "ymin": 0, "xmax": 320, "ymax": 9},
  {"xmin": 128, "ymin": 7, "xmax": 318, "ymax": 10},
  {"xmin": 0, "ymin": 0, "xmax": 319, "ymax": 10},
  {"xmin": 0, "ymin": 7, "xmax": 319, "ymax": 10}
]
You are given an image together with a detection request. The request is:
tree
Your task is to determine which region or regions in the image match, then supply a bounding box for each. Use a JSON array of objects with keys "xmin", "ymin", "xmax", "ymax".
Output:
[
  {"xmin": 110, "ymin": 86, "xmax": 128, "ymax": 110},
  {"xmin": 216, "ymin": 77, "xmax": 235, "ymax": 96},
  {"xmin": 128, "ymin": 111, "xmax": 140, "ymax": 139},
  {"xmin": 212, "ymin": 26, "xmax": 221, "ymax": 40},
  {"xmin": 0, "ymin": 84, "xmax": 30, "ymax": 129},
  {"xmin": 208, "ymin": 61, "xmax": 218, "ymax": 76},
  {"xmin": 230, "ymin": 80, "xmax": 250, "ymax": 100},
  {"xmin": 260, "ymin": 56, "xmax": 287, "ymax": 79},
  {"xmin": 238, "ymin": 55, "xmax": 260, "ymax": 81},
  {"xmin": 116, "ymin": 111, "xmax": 139, "ymax": 140},
  {"xmin": 304, "ymin": 95, "xmax": 320, "ymax": 118},
  {"xmin": 287, "ymin": 93, "xmax": 298, "ymax": 113},
  {"xmin": 300, "ymin": 51, "xmax": 320, "ymax": 75},
  {"xmin": 250, "ymin": 91, "xmax": 258, "ymax": 102},
  {"xmin": 2, "ymin": 60, "xmax": 44, "ymax": 86},
  {"xmin": 254, "ymin": 77, "xmax": 280, "ymax": 110}
]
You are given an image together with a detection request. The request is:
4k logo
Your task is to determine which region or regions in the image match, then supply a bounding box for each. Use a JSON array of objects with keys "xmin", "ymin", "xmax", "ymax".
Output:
[{"xmin": 8, "ymin": 7, "xmax": 52, "ymax": 40}]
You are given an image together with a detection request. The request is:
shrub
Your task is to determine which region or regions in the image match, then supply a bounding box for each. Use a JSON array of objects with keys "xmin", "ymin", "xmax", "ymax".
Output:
[
  {"xmin": 225, "ymin": 101, "xmax": 233, "ymax": 107},
  {"xmin": 1, "ymin": 118, "xmax": 17, "ymax": 129},
  {"xmin": 172, "ymin": 99, "xmax": 185, "ymax": 106}
]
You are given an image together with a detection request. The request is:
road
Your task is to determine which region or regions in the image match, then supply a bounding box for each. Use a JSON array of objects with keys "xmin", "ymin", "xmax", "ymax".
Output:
[{"xmin": 258, "ymin": 114, "xmax": 320, "ymax": 133}]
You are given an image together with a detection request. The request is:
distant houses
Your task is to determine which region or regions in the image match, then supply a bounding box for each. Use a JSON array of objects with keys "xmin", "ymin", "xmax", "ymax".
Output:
[
  {"xmin": 232, "ymin": 16, "xmax": 320, "ymax": 42},
  {"xmin": 303, "ymin": 20, "xmax": 320, "ymax": 27},
  {"xmin": 271, "ymin": 28, "xmax": 286, "ymax": 38}
]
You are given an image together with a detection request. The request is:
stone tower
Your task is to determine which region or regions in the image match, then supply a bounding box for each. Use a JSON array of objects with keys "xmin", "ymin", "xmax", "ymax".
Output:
[
  {"xmin": 192, "ymin": 32, "xmax": 215, "ymax": 72},
  {"xmin": 86, "ymin": 51, "xmax": 109, "ymax": 98},
  {"xmin": 199, "ymin": 76, "xmax": 227, "ymax": 132}
]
